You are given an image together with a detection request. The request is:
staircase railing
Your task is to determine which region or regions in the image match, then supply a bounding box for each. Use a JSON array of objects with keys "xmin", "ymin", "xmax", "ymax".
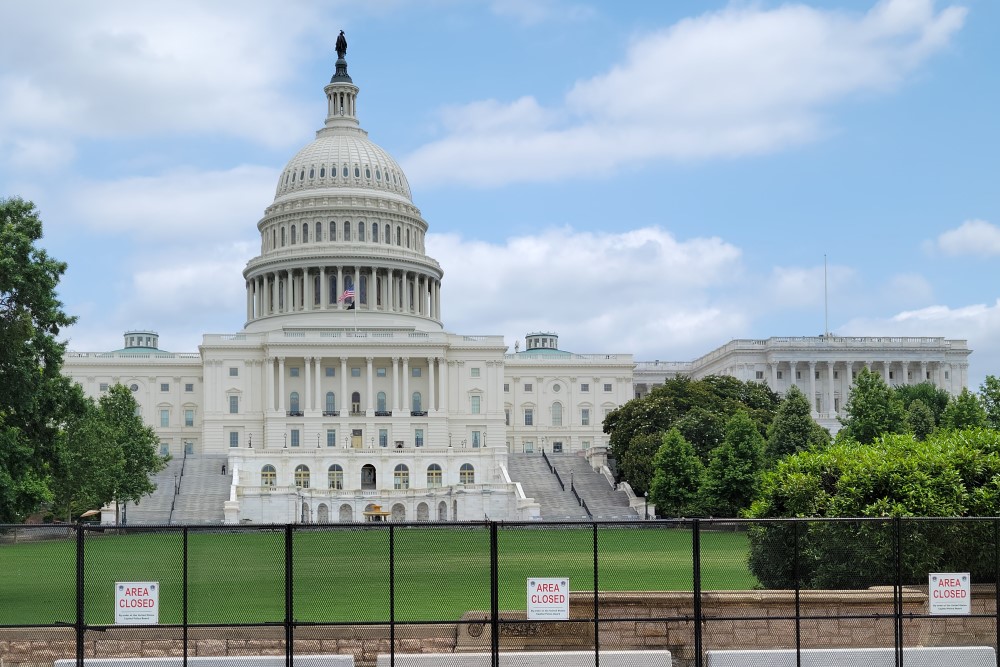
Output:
[
  {"xmin": 168, "ymin": 451, "xmax": 187, "ymax": 525},
  {"xmin": 570, "ymin": 478, "xmax": 593, "ymax": 519},
  {"xmin": 541, "ymin": 451, "xmax": 564, "ymax": 491}
]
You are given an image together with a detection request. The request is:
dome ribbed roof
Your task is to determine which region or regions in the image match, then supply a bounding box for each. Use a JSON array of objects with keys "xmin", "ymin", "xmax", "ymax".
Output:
[{"xmin": 274, "ymin": 129, "xmax": 412, "ymax": 202}]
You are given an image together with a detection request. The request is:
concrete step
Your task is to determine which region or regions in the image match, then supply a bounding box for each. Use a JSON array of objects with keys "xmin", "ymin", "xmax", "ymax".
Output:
[
  {"xmin": 549, "ymin": 454, "xmax": 639, "ymax": 520},
  {"xmin": 507, "ymin": 454, "xmax": 589, "ymax": 520}
]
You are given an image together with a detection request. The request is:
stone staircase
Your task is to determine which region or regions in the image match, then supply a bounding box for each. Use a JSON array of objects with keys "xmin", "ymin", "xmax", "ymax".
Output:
[
  {"xmin": 122, "ymin": 457, "xmax": 182, "ymax": 525},
  {"xmin": 548, "ymin": 453, "xmax": 639, "ymax": 520},
  {"xmin": 123, "ymin": 454, "xmax": 229, "ymax": 525},
  {"xmin": 505, "ymin": 454, "xmax": 589, "ymax": 520}
]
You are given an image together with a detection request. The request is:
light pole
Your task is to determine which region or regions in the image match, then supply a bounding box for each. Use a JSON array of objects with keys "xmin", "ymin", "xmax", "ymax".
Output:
[
  {"xmin": 644, "ymin": 492, "xmax": 649, "ymax": 520},
  {"xmin": 317, "ymin": 433, "xmax": 321, "ymax": 449}
]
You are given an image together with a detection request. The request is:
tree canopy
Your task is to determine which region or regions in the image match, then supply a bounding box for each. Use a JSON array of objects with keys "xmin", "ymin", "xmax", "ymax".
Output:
[
  {"xmin": 765, "ymin": 385, "xmax": 830, "ymax": 461},
  {"xmin": 837, "ymin": 367, "xmax": 905, "ymax": 444}
]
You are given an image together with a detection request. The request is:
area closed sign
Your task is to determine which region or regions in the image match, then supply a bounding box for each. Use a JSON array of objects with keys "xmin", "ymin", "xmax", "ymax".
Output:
[
  {"xmin": 115, "ymin": 582, "xmax": 159, "ymax": 624},
  {"xmin": 928, "ymin": 573, "xmax": 970, "ymax": 615},
  {"xmin": 527, "ymin": 578, "xmax": 569, "ymax": 620}
]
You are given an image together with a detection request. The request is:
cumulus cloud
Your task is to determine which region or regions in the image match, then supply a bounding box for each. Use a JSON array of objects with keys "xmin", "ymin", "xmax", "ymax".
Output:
[
  {"xmin": 406, "ymin": 0, "xmax": 966, "ymax": 187},
  {"xmin": 932, "ymin": 219, "xmax": 1000, "ymax": 257},
  {"xmin": 767, "ymin": 263, "xmax": 857, "ymax": 309},
  {"xmin": 67, "ymin": 166, "xmax": 278, "ymax": 240}
]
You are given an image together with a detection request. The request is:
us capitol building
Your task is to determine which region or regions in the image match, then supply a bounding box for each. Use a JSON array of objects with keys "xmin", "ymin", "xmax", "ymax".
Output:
[{"xmin": 62, "ymin": 43, "xmax": 972, "ymax": 524}]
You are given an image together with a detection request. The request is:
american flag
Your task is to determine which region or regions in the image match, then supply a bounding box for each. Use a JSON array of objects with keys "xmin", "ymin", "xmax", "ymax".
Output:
[{"xmin": 338, "ymin": 289, "xmax": 355, "ymax": 302}]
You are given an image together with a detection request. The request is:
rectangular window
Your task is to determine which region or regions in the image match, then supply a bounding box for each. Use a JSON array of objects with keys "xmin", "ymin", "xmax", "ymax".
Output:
[
  {"xmin": 471, "ymin": 395, "xmax": 481, "ymax": 414},
  {"xmin": 582, "ymin": 440, "xmax": 591, "ymax": 449},
  {"xmin": 524, "ymin": 408, "xmax": 534, "ymax": 426},
  {"xmin": 184, "ymin": 409, "xmax": 194, "ymax": 427},
  {"xmin": 796, "ymin": 371, "xmax": 802, "ymax": 380},
  {"xmin": 945, "ymin": 371, "xmax": 950, "ymax": 379},
  {"xmin": 889, "ymin": 371, "xmax": 895, "ymax": 380},
  {"xmin": 379, "ymin": 429, "xmax": 388, "ymax": 447},
  {"xmin": 815, "ymin": 371, "xmax": 820, "ymax": 380},
  {"xmin": 185, "ymin": 383, "xmax": 194, "ymax": 392},
  {"xmin": 834, "ymin": 371, "xmax": 839, "ymax": 379},
  {"xmin": 603, "ymin": 383, "xmax": 613, "ymax": 392},
  {"xmin": 524, "ymin": 441, "xmax": 534, "ymax": 453},
  {"xmin": 415, "ymin": 429, "xmax": 424, "ymax": 447},
  {"xmin": 229, "ymin": 432, "xmax": 239, "ymax": 448},
  {"xmin": 160, "ymin": 383, "xmax": 170, "ymax": 392},
  {"xmin": 503, "ymin": 383, "xmax": 510, "ymax": 392},
  {"xmin": 160, "ymin": 410, "xmax": 169, "ymax": 427},
  {"xmin": 776, "ymin": 371, "xmax": 783, "ymax": 380},
  {"xmin": 524, "ymin": 383, "xmax": 533, "ymax": 392},
  {"xmin": 926, "ymin": 372, "xmax": 931, "ymax": 380},
  {"xmin": 755, "ymin": 371, "xmax": 764, "ymax": 380},
  {"xmin": 471, "ymin": 367, "xmax": 480, "ymax": 378},
  {"xmin": 351, "ymin": 367, "xmax": 361, "ymax": 377},
  {"xmin": 325, "ymin": 367, "xmax": 335, "ymax": 377},
  {"xmin": 472, "ymin": 431, "xmax": 481, "ymax": 448},
  {"xmin": 327, "ymin": 429, "xmax": 336, "ymax": 447},
  {"xmin": 290, "ymin": 429, "xmax": 300, "ymax": 447},
  {"xmin": 229, "ymin": 367, "xmax": 238, "ymax": 377},
  {"xmin": 580, "ymin": 383, "xmax": 589, "ymax": 392},
  {"xmin": 377, "ymin": 367, "xmax": 387, "ymax": 377},
  {"xmin": 290, "ymin": 367, "xmax": 300, "ymax": 377},
  {"xmin": 505, "ymin": 409, "xmax": 510, "ymax": 426},
  {"xmin": 581, "ymin": 408, "xmax": 590, "ymax": 426},
  {"xmin": 552, "ymin": 441, "xmax": 563, "ymax": 453},
  {"xmin": 412, "ymin": 367, "xmax": 422, "ymax": 377},
  {"xmin": 853, "ymin": 371, "xmax": 858, "ymax": 379},
  {"xmin": 99, "ymin": 382, "xmax": 109, "ymax": 392},
  {"xmin": 229, "ymin": 396, "xmax": 239, "ymax": 414}
]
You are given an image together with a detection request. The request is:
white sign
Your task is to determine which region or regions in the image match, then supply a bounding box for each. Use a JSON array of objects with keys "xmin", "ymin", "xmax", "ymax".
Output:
[
  {"xmin": 115, "ymin": 581, "xmax": 159, "ymax": 624},
  {"xmin": 928, "ymin": 573, "xmax": 971, "ymax": 615},
  {"xmin": 527, "ymin": 577, "xmax": 569, "ymax": 620}
]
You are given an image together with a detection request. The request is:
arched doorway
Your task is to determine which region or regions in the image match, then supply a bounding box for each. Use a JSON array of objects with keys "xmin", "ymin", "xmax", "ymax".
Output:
[
  {"xmin": 437, "ymin": 501, "xmax": 447, "ymax": 521},
  {"xmin": 417, "ymin": 502, "xmax": 429, "ymax": 521},
  {"xmin": 391, "ymin": 503, "xmax": 406, "ymax": 521},
  {"xmin": 300, "ymin": 501, "xmax": 310, "ymax": 523},
  {"xmin": 361, "ymin": 464, "xmax": 376, "ymax": 490},
  {"xmin": 317, "ymin": 503, "xmax": 329, "ymax": 523},
  {"xmin": 339, "ymin": 504, "xmax": 353, "ymax": 523}
]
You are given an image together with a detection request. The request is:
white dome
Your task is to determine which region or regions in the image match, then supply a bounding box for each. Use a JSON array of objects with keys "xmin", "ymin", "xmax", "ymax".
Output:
[{"xmin": 274, "ymin": 128, "xmax": 412, "ymax": 202}]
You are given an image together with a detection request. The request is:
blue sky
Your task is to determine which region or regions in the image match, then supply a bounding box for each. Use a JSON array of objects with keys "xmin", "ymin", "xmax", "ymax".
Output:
[{"xmin": 2, "ymin": 0, "xmax": 998, "ymax": 387}]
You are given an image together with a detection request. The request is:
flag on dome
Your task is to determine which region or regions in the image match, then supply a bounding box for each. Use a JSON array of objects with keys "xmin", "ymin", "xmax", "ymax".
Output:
[{"xmin": 338, "ymin": 289, "xmax": 355, "ymax": 302}]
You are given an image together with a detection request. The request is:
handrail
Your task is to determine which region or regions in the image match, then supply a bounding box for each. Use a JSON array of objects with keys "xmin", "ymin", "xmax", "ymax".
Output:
[
  {"xmin": 542, "ymin": 451, "xmax": 565, "ymax": 491},
  {"xmin": 570, "ymin": 479, "xmax": 593, "ymax": 519}
]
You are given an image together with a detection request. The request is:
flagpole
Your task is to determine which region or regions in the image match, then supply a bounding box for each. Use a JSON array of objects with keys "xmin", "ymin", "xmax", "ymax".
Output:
[{"xmin": 824, "ymin": 254, "xmax": 829, "ymax": 338}]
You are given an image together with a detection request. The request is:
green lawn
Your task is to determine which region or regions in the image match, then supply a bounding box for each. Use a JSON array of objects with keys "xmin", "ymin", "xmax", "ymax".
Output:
[{"xmin": 0, "ymin": 525, "xmax": 755, "ymax": 625}]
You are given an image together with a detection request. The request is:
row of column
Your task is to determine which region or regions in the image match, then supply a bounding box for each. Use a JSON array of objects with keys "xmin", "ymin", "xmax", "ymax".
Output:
[{"xmin": 246, "ymin": 265, "xmax": 442, "ymax": 321}]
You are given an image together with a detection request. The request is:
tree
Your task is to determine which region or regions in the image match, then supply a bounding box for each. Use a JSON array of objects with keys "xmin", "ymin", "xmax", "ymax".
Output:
[
  {"xmin": 649, "ymin": 428, "xmax": 704, "ymax": 517},
  {"xmin": 894, "ymin": 382, "xmax": 951, "ymax": 427},
  {"xmin": 701, "ymin": 411, "xmax": 765, "ymax": 517},
  {"xmin": 98, "ymin": 384, "xmax": 166, "ymax": 523},
  {"xmin": 838, "ymin": 367, "xmax": 905, "ymax": 444},
  {"xmin": 615, "ymin": 433, "xmax": 661, "ymax": 498},
  {"xmin": 941, "ymin": 388, "xmax": 987, "ymax": 431},
  {"xmin": 978, "ymin": 375, "xmax": 1000, "ymax": 429},
  {"xmin": 766, "ymin": 385, "xmax": 830, "ymax": 461},
  {"xmin": 906, "ymin": 399, "xmax": 935, "ymax": 441},
  {"xmin": 0, "ymin": 197, "xmax": 77, "ymax": 522}
]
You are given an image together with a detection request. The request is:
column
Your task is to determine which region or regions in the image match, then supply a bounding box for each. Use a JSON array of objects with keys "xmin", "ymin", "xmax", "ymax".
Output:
[
  {"xmin": 402, "ymin": 358, "xmax": 410, "ymax": 413},
  {"xmin": 391, "ymin": 357, "xmax": 400, "ymax": 413},
  {"xmin": 304, "ymin": 356, "xmax": 312, "ymax": 411},
  {"xmin": 769, "ymin": 362, "xmax": 777, "ymax": 391},
  {"xmin": 265, "ymin": 357, "xmax": 274, "ymax": 412},
  {"xmin": 305, "ymin": 270, "xmax": 313, "ymax": 311},
  {"xmin": 898, "ymin": 361, "xmax": 908, "ymax": 386},
  {"xmin": 403, "ymin": 272, "xmax": 410, "ymax": 313},
  {"xmin": 440, "ymin": 359, "xmax": 450, "ymax": 413},
  {"xmin": 808, "ymin": 361, "xmax": 817, "ymax": 415},
  {"xmin": 320, "ymin": 267, "xmax": 327, "ymax": 309},
  {"xmin": 920, "ymin": 361, "xmax": 928, "ymax": 385},
  {"xmin": 882, "ymin": 361, "xmax": 890, "ymax": 384},
  {"xmin": 387, "ymin": 269, "xmax": 394, "ymax": 312},
  {"xmin": 354, "ymin": 267, "xmax": 360, "ymax": 310},
  {"xmin": 788, "ymin": 361, "xmax": 797, "ymax": 389},
  {"xmin": 269, "ymin": 273, "xmax": 276, "ymax": 314},
  {"xmin": 428, "ymin": 357, "xmax": 437, "ymax": 412},
  {"xmin": 340, "ymin": 357, "xmax": 348, "ymax": 413},
  {"xmin": 337, "ymin": 266, "xmax": 344, "ymax": 308},
  {"xmin": 365, "ymin": 357, "xmax": 374, "ymax": 414},
  {"xmin": 284, "ymin": 271, "xmax": 291, "ymax": 313},
  {"xmin": 278, "ymin": 358, "xmax": 286, "ymax": 413},
  {"xmin": 246, "ymin": 282, "xmax": 253, "ymax": 320},
  {"xmin": 827, "ymin": 361, "xmax": 836, "ymax": 418}
]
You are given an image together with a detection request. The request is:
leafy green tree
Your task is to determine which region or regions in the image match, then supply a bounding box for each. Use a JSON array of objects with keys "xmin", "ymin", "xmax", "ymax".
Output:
[
  {"xmin": 98, "ymin": 384, "xmax": 166, "ymax": 523},
  {"xmin": 941, "ymin": 388, "xmax": 987, "ymax": 430},
  {"xmin": 906, "ymin": 399, "xmax": 935, "ymax": 441},
  {"xmin": 0, "ymin": 197, "xmax": 77, "ymax": 522},
  {"xmin": 894, "ymin": 382, "xmax": 951, "ymax": 426},
  {"xmin": 838, "ymin": 367, "xmax": 905, "ymax": 444},
  {"xmin": 616, "ymin": 433, "xmax": 663, "ymax": 498},
  {"xmin": 765, "ymin": 385, "xmax": 830, "ymax": 461},
  {"xmin": 701, "ymin": 411, "xmax": 765, "ymax": 517},
  {"xmin": 674, "ymin": 406, "xmax": 725, "ymax": 461},
  {"xmin": 649, "ymin": 428, "xmax": 704, "ymax": 517},
  {"xmin": 979, "ymin": 375, "xmax": 1000, "ymax": 429}
]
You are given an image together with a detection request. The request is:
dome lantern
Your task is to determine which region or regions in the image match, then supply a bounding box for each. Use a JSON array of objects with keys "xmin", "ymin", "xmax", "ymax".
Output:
[{"xmin": 324, "ymin": 31, "xmax": 359, "ymax": 129}]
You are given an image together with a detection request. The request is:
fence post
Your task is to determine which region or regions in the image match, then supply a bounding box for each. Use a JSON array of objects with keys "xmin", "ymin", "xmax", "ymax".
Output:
[
  {"xmin": 183, "ymin": 527, "xmax": 189, "ymax": 667},
  {"xmin": 490, "ymin": 522, "xmax": 499, "ymax": 667},
  {"xmin": 894, "ymin": 517, "xmax": 902, "ymax": 667},
  {"xmin": 593, "ymin": 521, "xmax": 599, "ymax": 667},
  {"xmin": 794, "ymin": 521, "xmax": 801, "ymax": 667},
  {"xmin": 693, "ymin": 519, "xmax": 702, "ymax": 667},
  {"xmin": 75, "ymin": 522, "xmax": 85, "ymax": 667},
  {"xmin": 994, "ymin": 519, "xmax": 999, "ymax": 660},
  {"xmin": 285, "ymin": 524, "xmax": 293, "ymax": 667},
  {"xmin": 389, "ymin": 524, "xmax": 395, "ymax": 667}
]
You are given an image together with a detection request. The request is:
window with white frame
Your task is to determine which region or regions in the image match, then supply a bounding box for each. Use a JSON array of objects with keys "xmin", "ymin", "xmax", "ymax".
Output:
[
  {"xmin": 379, "ymin": 429, "xmax": 388, "ymax": 447},
  {"xmin": 229, "ymin": 367, "xmax": 238, "ymax": 377},
  {"xmin": 427, "ymin": 464, "xmax": 442, "ymax": 487},
  {"xmin": 415, "ymin": 429, "xmax": 424, "ymax": 447},
  {"xmin": 229, "ymin": 395, "xmax": 239, "ymax": 414},
  {"xmin": 581, "ymin": 408, "xmax": 590, "ymax": 426},
  {"xmin": 185, "ymin": 409, "xmax": 194, "ymax": 427},
  {"xmin": 185, "ymin": 383, "xmax": 194, "ymax": 392},
  {"xmin": 161, "ymin": 383, "xmax": 170, "ymax": 392},
  {"xmin": 229, "ymin": 432, "xmax": 239, "ymax": 448},
  {"xmin": 524, "ymin": 408, "xmax": 534, "ymax": 426},
  {"xmin": 471, "ymin": 395, "xmax": 481, "ymax": 414},
  {"xmin": 603, "ymin": 383, "xmax": 613, "ymax": 392},
  {"xmin": 471, "ymin": 367, "xmax": 480, "ymax": 378},
  {"xmin": 459, "ymin": 463, "xmax": 475, "ymax": 484},
  {"xmin": 261, "ymin": 465, "xmax": 276, "ymax": 487},
  {"xmin": 551, "ymin": 402, "xmax": 563, "ymax": 426},
  {"xmin": 394, "ymin": 464, "xmax": 410, "ymax": 489},
  {"xmin": 581, "ymin": 383, "xmax": 590, "ymax": 392},
  {"xmin": 326, "ymin": 429, "xmax": 336, "ymax": 447},
  {"xmin": 294, "ymin": 464, "xmax": 310, "ymax": 488},
  {"xmin": 159, "ymin": 410, "xmax": 169, "ymax": 427},
  {"xmin": 524, "ymin": 383, "xmax": 533, "ymax": 392},
  {"xmin": 290, "ymin": 429, "xmax": 300, "ymax": 447},
  {"xmin": 328, "ymin": 464, "xmax": 344, "ymax": 489}
]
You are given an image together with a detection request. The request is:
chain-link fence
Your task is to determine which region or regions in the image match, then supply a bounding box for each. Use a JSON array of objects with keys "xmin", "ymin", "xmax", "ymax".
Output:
[{"xmin": 1, "ymin": 518, "xmax": 998, "ymax": 667}]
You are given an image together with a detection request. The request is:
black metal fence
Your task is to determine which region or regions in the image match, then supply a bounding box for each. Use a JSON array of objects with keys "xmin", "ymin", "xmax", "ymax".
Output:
[{"xmin": 1, "ymin": 518, "xmax": 999, "ymax": 667}]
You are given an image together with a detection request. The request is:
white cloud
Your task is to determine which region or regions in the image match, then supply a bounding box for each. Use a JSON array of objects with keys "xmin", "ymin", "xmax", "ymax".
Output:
[
  {"xmin": 882, "ymin": 273, "xmax": 934, "ymax": 305},
  {"xmin": 406, "ymin": 0, "xmax": 966, "ymax": 188},
  {"xmin": 2, "ymin": 137, "xmax": 76, "ymax": 170},
  {"xmin": 932, "ymin": 219, "xmax": 1000, "ymax": 257},
  {"xmin": 767, "ymin": 263, "xmax": 857, "ymax": 309},
  {"xmin": 68, "ymin": 166, "xmax": 278, "ymax": 240},
  {"xmin": 490, "ymin": 0, "xmax": 596, "ymax": 26}
]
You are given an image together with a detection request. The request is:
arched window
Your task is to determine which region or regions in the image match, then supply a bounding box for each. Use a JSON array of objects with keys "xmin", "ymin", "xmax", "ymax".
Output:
[
  {"xmin": 396, "ymin": 226, "xmax": 401, "ymax": 245},
  {"xmin": 358, "ymin": 222, "xmax": 365, "ymax": 242},
  {"xmin": 412, "ymin": 392, "xmax": 422, "ymax": 413},
  {"xmin": 372, "ymin": 222, "xmax": 379, "ymax": 241},
  {"xmin": 342, "ymin": 165, "xmax": 348, "ymax": 178},
  {"xmin": 290, "ymin": 225, "xmax": 297, "ymax": 244},
  {"xmin": 302, "ymin": 223, "xmax": 309, "ymax": 243},
  {"xmin": 394, "ymin": 464, "xmax": 410, "ymax": 490},
  {"xmin": 325, "ymin": 392, "xmax": 336, "ymax": 414},
  {"xmin": 328, "ymin": 464, "xmax": 344, "ymax": 490},
  {"xmin": 261, "ymin": 465, "xmax": 276, "ymax": 487},
  {"xmin": 406, "ymin": 228, "xmax": 410, "ymax": 248},
  {"xmin": 385, "ymin": 223, "xmax": 391, "ymax": 243},
  {"xmin": 289, "ymin": 392, "xmax": 300, "ymax": 414},
  {"xmin": 552, "ymin": 402, "xmax": 563, "ymax": 427},
  {"xmin": 460, "ymin": 463, "xmax": 475, "ymax": 485},
  {"xmin": 343, "ymin": 221, "xmax": 350, "ymax": 241},
  {"xmin": 329, "ymin": 221, "xmax": 336, "ymax": 241},
  {"xmin": 314, "ymin": 223, "xmax": 321, "ymax": 241},
  {"xmin": 427, "ymin": 464, "xmax": 442, "ymax": 488},
  {"xmin": 294, "ymin": 464, "xmax": 310, "ymax": 488},
  {"xmin": 281, "ymin": 227, "xmax": 286, "ymax": 246},
  {"xmin": 351, "ymin": 391, "xmax": 361, "ymax": 414},
  {"xmin": 377, "ymin": 391, "xmax": 387, "ymax": 412}
]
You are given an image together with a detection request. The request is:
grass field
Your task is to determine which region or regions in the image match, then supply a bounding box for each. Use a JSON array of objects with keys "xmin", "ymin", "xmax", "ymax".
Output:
[{"xmin": 0, "ymin": 525, "xmax": 755, "ymax": 625}]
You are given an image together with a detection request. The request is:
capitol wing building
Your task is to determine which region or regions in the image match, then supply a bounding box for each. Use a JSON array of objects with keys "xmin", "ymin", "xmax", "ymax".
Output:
[{"xmin": 62, "ymin": 47, "xmax": 971, "ymax": 525}]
